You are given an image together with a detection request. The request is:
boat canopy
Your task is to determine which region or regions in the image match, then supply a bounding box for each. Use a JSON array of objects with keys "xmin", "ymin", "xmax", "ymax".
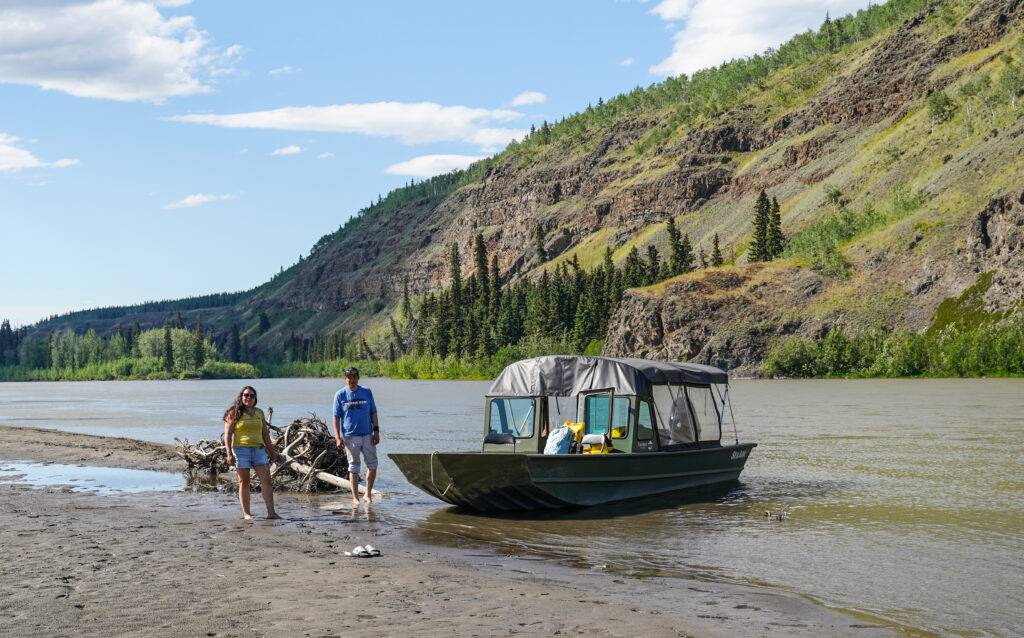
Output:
[{"xmin": 487, "ymin": 355, "xmax": 728, "ymax": 398}]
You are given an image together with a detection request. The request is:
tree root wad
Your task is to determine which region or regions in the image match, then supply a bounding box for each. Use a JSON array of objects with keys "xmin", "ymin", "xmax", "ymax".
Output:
[{"xmin": 175, "ymin": 415, "xmax": 351, "ymax": 493}]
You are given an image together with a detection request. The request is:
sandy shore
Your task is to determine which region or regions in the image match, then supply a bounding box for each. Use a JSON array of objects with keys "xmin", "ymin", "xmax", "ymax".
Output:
[{"xmin": 0, "ymin": 425, "xmax": 890, "ymax": 637}]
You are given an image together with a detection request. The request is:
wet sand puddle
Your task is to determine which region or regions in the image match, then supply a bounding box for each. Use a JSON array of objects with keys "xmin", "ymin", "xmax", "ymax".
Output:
[{"xmin": 0, "ymin": 461, "xmax": 184, "ymax": 495}]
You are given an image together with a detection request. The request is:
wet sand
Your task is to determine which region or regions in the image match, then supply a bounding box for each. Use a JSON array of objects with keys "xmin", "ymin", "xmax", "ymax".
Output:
[{"xmin": 0, "ymin": 426, "xmax": 890, "ymax": 637}]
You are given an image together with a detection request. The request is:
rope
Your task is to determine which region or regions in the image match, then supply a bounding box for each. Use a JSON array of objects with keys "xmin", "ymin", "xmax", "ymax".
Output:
[{"xmin": 429, "ymin": 451, "xmax": 454, "ymax": 497}]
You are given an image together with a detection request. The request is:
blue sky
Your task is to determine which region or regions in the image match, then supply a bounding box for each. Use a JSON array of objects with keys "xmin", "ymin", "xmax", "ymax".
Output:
[{"xmin": 0, "ymin": 0, "xmax": 871, "ymax": 327}]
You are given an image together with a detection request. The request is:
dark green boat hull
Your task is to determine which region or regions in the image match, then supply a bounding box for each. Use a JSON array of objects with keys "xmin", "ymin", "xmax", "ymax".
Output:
[{"xmin": 389, "ymin": 443, "xmax": 756, "ymax": 511}]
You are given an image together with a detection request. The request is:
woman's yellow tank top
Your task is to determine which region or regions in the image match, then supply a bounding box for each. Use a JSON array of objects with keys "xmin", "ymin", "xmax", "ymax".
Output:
[{"xmin": 233, "ymin": 408, "xmax": 264, "ymax": 447}]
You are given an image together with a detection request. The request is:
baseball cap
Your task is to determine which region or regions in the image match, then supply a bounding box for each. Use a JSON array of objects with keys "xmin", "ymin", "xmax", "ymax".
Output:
[{"xmin": 344, "ymin": 367, "xmax": 359, "ymax": 376}]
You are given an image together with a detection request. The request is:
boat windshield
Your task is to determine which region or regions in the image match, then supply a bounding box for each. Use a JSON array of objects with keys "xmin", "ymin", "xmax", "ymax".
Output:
[{"xmin": 488, "ymin": 397, "xmax": 535, "ymax": 438}]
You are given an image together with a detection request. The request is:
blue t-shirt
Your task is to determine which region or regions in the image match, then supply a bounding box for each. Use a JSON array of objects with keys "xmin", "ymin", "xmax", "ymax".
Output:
[{"xmin": 333, "ymin": 385, "xmax": 377, "ymax": 436}]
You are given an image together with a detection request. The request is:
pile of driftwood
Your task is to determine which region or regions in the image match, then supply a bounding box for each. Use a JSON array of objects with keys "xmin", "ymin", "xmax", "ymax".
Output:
[{"xmin": 175, "ymin": 413, "xmax": 360, "ymax": 494}]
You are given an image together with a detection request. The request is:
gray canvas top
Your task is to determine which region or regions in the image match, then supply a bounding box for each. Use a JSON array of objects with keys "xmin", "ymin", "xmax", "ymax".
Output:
[{"xmin": 487, "ymin": 355, "xmax": 728, "ymax": 398}]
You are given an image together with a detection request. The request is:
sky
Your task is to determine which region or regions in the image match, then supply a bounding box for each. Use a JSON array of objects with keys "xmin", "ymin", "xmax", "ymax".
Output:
[{"xmin": 0, "ymin": 0, "xmax": 873, "ymax": 327}]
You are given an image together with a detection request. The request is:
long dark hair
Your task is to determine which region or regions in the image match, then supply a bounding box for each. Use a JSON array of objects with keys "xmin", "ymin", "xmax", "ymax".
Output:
[{"xmin": 223, "ymin": 385, "xmax": 257, "ymax": 424}]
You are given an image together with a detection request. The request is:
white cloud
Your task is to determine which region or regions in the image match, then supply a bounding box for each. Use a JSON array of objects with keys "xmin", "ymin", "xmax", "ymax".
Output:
[
  {"xmin": 510, "ymin": 91, "xmax": 547, "ymax": 107},
  {"xmin": 269, "ymin": 65, "xmax": 301, "ymax": 77},
  {"xmin": 317, "ymin": 152, "xmax": 334, "ymax": 159},
  {"xmin": 385, "ymin": 154, "xmax": 486, "ymax": 178},
  {"xmin": 164, "ymin": 192, "xmax": 234, "ymax": 210},
  {"xmin": 621, "ymin": 57, "xmax": 635, "ymax": 67},
  {"xmin": 239, "ymin": 148, "xmax": 249, "ymax": 154},
  {"xmin": 0, "ymin": 133, "xmax": 79, "ymax": 173},
  {"xmin": 270, "ymin": 145, "xmax": 302, "ymax": 156},
  {"xmin": 649, "ymin": 0, "xmax": 873, "ymax": 77},
  {"xmin": 155, "ymin": 0, "xmax": 193, "ymax": 7},
  {"xmin": 171, "ymin": 101, "xmax": 528, "ymax": 151},
  {"xmin": 0, "ymin": 0, "xmax": 240, "ymax": 103},
  {"xmin": 650, "ymin": 0, "xmax": 693, "ymax": 21}
]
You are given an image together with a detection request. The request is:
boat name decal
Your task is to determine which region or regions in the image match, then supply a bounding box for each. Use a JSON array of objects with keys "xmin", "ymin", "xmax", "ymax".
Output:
[{"xmin": 730, "ymin": 449, "xmax": 748, "ymax": 460}]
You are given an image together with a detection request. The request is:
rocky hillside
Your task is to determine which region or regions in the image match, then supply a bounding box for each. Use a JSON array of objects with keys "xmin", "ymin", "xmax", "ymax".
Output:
[{"xmin": 36, "ymin": 0, "xmax": 1024, "ymax": 370}]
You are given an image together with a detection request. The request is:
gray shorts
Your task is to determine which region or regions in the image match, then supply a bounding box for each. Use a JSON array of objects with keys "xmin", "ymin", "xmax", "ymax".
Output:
[{"xmin": 343, "ymin": 435, "xmax": 378, "ymax": 474}]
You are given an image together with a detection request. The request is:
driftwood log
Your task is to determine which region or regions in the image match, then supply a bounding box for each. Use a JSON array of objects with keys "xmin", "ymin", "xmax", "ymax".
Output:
[{"xmin": 175, "ymin": 412, "xmax": 378, "ymax": 497}]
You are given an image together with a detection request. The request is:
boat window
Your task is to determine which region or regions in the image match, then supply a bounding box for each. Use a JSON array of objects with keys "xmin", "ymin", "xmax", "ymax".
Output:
[
  {"xmin": 547, "ymin": 396, "xmax": 577, "ymax": 430},
  {"xmin": 652, "ymin": 385, "xmax": 696, "ymax": 446},
  {"xmin": 637, "ymin": 400, "xmax": 654, "ymax": 441},
  {"xmin": 488, "ymin": 398, "xmax": 535, "ymax": 438},
  {"xmin": 686, "ymin": 386, "xmax": 721, "ymax": 442},
  {"xmin": 610, "ymin": 396, "xmax": 630, "ymax": 439},
  {"xmin": 582, "ymin": 393, "xmax": 612, "ymax": 435}
]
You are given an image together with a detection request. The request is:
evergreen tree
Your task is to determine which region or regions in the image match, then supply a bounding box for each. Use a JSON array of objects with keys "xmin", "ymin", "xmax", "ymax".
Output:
[
  {"xmin": 645, "ymin": 245, "xmax": 661, "ymax": 285},
  {"xmin": 711, "ymin": 233, "xmax": 724, "ymax": 267},
  {"xmin": 162, "ymin": 321, "xmax": 174, "ymax": 373},
  {"xmin": 258, "ymin": 312, "xmax": 271, "ymax": 333},
  {"xmin": 768, "ymin": 196, "xmax": 785, "ymax": 258},
  {"xmin": 750, "ymin": 190, "xmax": 771, "ymax": 262},
  {"xmin": 228, "ymin": 324, "xmax": 241, "ymax": 362},
  {"xmin": 535, "ymin": 223, "xmax": 547, "ymax": 262},
  {"xmin": 401, "ymin": 277, "xmax": 412, "ymax": 322},
  {"xmin": 448, "ymin": 243, "xmax": 462, "ymax": 307},
  {"xmin": 680, "ymin": 233, "xmax": 695, "ymax": 273},
  {"xmin": 240, "ymin": 335, "xmax": 250, "ymax": 363},
  {"xmin": 389, "ymin": 316, "xmax": 403, "ymax": 353},
  {"xmin": 666, "ymin": 216, "xmax": 684, "ymax": 275},
  {"xmin": 489, "ymin": 254, "xmax": 501, "ymax": 323},
  {"xmin": 623, "ymin": 247, "xmax": 645, "ymax": 287},
  {"xmin": 474, "ymin": 233, "xmax": 489, "ymax": 308}
]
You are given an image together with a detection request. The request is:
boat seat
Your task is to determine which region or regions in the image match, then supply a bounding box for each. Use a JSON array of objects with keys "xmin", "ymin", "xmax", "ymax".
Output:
[
  {"xmin": 483, "ymin": 432, "xmax": 517, "ymax": 452},
  {"xmin": 581, "ymin": 433, "xmax": 611, "ymax": 454}
]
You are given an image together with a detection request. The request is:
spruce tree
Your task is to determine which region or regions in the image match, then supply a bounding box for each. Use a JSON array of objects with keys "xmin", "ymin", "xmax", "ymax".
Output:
[
  {"xmin": 645, "ymin": 245, "xmax": 661, "ymax": 285},
  {"xmin": 624, "ymin": 247, "xmax": 644, "ymax": 287},
  {"xmin": 750, "ymin": 190, "xmax": 771, "ymax": 262},
  {"xmin": 228, "ymin": 324, "xmax": 241, "ymax": 362},
  {"xmin": 474, "ymin": 233, "xmax": 489, "ymax": 308},
  {"xmin": 389, "ymin": 316, "xmax": 403, "ymax": 353},
  {"xmin": 679, "ymin": 233, "xmax": 695, "ymax": 273},
  {"xmin": 162, "ymin": 321, "xmax": 174, "ymax": 373},
  {"xmin": 489, "ymin": 254, "xmax": 501, "ymax": 323},
  {"xmin": 535, "ymin": 223, "xmax": 547, "ymax": 262},
  {"xmin": 401, "ymin": 277, "xmax": 412, "ymax": 322},
  {"xmin": 768, "ymin": 196, "xmax": 785, "ymax": 258},
  {"xmin": 711, "ymin": 233, "xmax": 724, "ymax": 267},
  {"xmin": 448, "ymin": 243, "xmax": 462, "ymax": 307},
  {"xmin": 666, "ymin": 216, "xmax": 684, "ymax": 275},
  {"xmin": 240, "ymin": 335, "xmax": 250, "ymax": 363}
]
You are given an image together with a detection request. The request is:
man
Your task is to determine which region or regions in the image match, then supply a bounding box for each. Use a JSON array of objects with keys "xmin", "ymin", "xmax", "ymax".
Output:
[{"xmin": 332, "ymin": 367, "xmax": 380, "ymax": 505}]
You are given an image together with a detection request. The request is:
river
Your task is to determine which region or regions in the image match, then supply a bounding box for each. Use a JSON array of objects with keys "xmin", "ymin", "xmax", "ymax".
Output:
[{"xmin": 0, "ymin": 377, "xmax": 1021, "ymax": 635}]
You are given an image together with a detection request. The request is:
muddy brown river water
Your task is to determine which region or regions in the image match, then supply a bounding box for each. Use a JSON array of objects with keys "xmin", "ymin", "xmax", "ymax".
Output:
[{"xmin": 0, "ymin": 377, "xmax": 1021, "ymax": 635}]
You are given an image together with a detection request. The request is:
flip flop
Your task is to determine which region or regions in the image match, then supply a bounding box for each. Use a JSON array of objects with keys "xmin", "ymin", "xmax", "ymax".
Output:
[
  {"xmin": 344, "ymin": 545, "xmax": 372, "ymax": 558},
  {"xmin": 364, "ymin": 544, "xmax": 381, "ymax": 557}
]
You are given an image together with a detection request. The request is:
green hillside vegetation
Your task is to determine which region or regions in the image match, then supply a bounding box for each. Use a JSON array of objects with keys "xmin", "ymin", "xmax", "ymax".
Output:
[{"xmin": 6, "ymin": 0, "xmax": 1024, "ymax": 381}]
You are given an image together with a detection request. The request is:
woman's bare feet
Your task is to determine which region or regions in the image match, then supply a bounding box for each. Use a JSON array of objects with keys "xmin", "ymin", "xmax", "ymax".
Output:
[
  {"xmin": 363, "ymin": 494, "xmax": 373, "ymax": 505},
  {"xmin": 266, "ymin": 512, "xmax": 281, "ymax": 520},
  {"xmin": 243, "ymin": 513, "xmax": 253, "ymax": 520}
]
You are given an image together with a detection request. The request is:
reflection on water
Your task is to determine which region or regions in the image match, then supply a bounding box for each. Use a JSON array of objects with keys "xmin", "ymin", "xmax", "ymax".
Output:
[
  {"xmin": 1, "ymin": 377, "xmax": 1022, "ymax": 634},
  {"xmin": 0, "ymin": 461, "xmax": 183, "ymax": 494}
]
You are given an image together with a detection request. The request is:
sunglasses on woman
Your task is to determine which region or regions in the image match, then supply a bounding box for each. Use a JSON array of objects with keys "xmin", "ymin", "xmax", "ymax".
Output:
[{"xmin": 242, "ymin": 393, "xmax": 255, "ymax": 398}]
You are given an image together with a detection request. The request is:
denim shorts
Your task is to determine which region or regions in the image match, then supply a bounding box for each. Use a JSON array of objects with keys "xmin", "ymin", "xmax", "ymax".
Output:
[{"xmin": 234, "ymin": 446, "xmax": 269, "ymax": 469}]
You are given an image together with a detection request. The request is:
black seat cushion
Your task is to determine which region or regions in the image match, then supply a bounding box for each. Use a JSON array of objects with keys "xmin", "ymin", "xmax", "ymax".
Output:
[{"xmin": 484, "ymin": 432, "xmax": 516, "ymax": 445}]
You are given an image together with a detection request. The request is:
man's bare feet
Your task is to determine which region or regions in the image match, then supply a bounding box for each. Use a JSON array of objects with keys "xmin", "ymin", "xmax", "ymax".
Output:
[
  {"xmin": 351, "ymin": 498, "xmax": 361, "ymax": 508},
  {"xmin": 363, "ymin": 494, "xmax": 373, "ymax": 505},
  {"xmin": 266, "ymin": 512, "xmax": 281, "ymax": 520},
  {"xmin": 243, "ymin": 513, "xmax": 254, "ymax": 520}
]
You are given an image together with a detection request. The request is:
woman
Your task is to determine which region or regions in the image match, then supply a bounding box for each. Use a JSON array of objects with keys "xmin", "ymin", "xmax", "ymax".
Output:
[{"xmin": 223, "ymin": 385, "xmax": 280, "ymax": 520}]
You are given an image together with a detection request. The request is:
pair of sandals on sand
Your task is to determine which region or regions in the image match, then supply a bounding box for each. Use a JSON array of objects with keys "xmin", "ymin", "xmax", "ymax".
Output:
[{"xmin": 344, "ymin": 544, "xmax": 381, "ymax": 558}]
